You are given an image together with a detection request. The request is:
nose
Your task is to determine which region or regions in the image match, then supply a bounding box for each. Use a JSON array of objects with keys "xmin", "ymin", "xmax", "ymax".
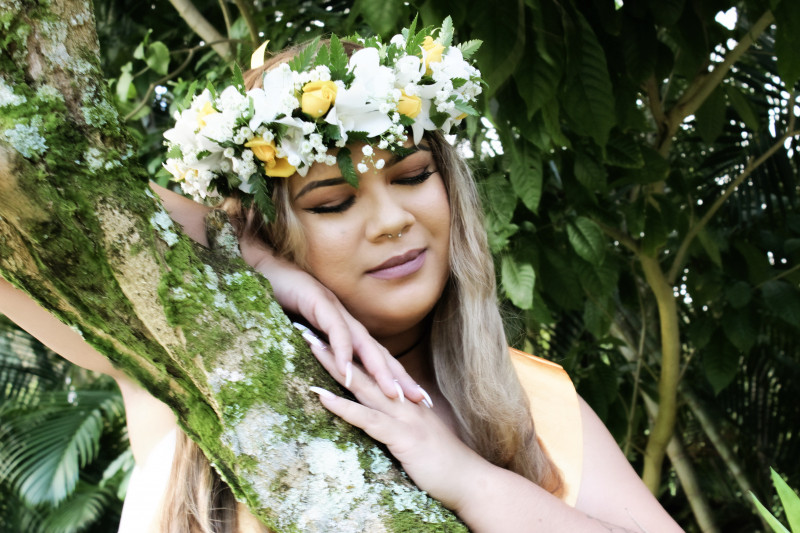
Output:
[{"xmin": 365, "ymin": 188, "xmax": 415, "ymax": 242}]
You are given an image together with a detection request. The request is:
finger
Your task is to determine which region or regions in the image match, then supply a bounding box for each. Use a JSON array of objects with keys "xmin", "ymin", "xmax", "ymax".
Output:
[
  {"xmin": 296, "ymin": 291, "xmax": 354, "ymax": 376},
  {"xmin": 307, "ymin": 341, "xmax": 403, "ymax": 413},
  {"xmin": 384, "ymin": 354, "xmax": 426, "ymax": 403},
  {"xmin": 309, "ymin": 386, "xmax": 398, "ymax": 444}
]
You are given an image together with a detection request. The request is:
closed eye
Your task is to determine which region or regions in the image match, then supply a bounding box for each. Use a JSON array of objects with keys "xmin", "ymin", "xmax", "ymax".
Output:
[
  {"xmin": 305, "ymin": 195, "xmax": 355, "ymax": 214},
  {"xmin": 394, "ymin": 169, "xmax": 436, "ymax": 186}
]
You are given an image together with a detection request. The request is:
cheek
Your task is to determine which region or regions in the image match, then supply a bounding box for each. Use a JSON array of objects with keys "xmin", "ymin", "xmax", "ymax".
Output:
[{"xmin": 298, "ymin": 223, "xmax": 355, "ymax": 291}]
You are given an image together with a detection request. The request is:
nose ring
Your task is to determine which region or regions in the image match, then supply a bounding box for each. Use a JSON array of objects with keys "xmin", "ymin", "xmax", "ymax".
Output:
[{"xmin": 385, "ymin": 233, "xmax": 403, "ymax": 239}]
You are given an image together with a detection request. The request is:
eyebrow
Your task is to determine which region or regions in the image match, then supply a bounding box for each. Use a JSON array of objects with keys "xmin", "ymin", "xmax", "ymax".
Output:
[{"xmin": 293, "ymin": 143, "xmax": 433, "ymax": 200}]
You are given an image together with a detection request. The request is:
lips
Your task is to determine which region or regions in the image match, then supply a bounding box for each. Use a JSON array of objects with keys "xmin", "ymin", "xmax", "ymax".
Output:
[{"xmin": 367, "ymin": 249, "xmax": 426, "ymax": 280}]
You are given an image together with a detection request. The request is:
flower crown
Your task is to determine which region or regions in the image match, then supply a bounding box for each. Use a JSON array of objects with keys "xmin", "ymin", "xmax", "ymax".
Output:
[{"xmin": 162, "ymin": 17, "xmax": 483, "ymax": 220}]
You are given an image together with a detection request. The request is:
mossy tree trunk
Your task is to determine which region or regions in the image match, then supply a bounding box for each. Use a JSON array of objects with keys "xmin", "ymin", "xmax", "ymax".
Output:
[{"xmin": 0, "ymin": 1, "xmax": 464, "ymax": 531}]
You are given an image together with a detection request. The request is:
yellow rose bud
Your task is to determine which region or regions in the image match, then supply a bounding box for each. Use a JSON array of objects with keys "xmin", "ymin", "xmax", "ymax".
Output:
[
  {"xmin": 397, "ymin": 91, "xmax": 422, "ymax": 119},
  {"xmin": 244, "ymin": 137, "xmax": 297, "ymax": 178},
  {"xmin": 301, "ymin": 80, "xmax": 338, "ymax": 118},
  {"xmin": 422, "ymin": 36, "xmax": 445, "ymax": 75},
  {"xmin": 455, "ymin": 112, "xmax": 467, "ymax": 120},
  {"xmin": 196, "ymin": 101, "xmax": 218, "ymax": 128}
]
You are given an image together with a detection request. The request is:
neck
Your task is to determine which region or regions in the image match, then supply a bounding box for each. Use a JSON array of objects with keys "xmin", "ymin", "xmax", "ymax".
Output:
[{"xmin": 375, "ymin": 321, "xmax": 433, "ymax": 381}]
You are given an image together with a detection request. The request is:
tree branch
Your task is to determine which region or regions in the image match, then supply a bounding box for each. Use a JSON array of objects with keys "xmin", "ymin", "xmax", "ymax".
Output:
[
  {"xmin": 594, "ymin": 219, "xmax": 639, "ymax": 254},
  {"xmin": 681, "ymin": 388, "xmax": 770, "ymax": 531},
  {"xmin": 167, "ymin": 0, "xmax": 232, "ymax": 60},
  {"xmin": 667, "ymin": 126, "xmax": 799, "ymax": 284},
  {"xmin": 232, "ymin": 0, "xmax": 259, "ymax": 47},
  {"xmin": 659, "ymin": 10, "xmax": 775, "ymax": 155}
]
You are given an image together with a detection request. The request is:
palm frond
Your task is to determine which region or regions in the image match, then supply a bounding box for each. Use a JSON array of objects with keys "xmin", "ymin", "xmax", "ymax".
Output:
[{"xmin": 0, "ymin": 390, "xmax": 124, "ymax": 506}]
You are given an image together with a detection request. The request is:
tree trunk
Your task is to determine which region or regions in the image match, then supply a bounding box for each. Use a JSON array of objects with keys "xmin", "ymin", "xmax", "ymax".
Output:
[{"xmin": 0, "ymin": 1, "xmax": 465, "ymax": 531}]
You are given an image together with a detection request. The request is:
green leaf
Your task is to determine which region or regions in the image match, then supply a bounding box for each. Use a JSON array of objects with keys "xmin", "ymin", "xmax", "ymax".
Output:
[
  {"xmin": 583, "ymin": 296, "xmax": 614, "ymax": 338},
  {"xmin": 145, "ymin": 41, "xmax": 170, "ymax": 76},
  {"xmin": 501, "ymin": 255, "xmax": 535, "ymax": 309},
  {"xmin": 288, "ymin": 36, "xmax": 320, "ymax": 73},
  {"xmin": 438, "ymin": 16, "xmax": 454, "ymax": 48},
  {"xmin": 181, "ymin": 80, "xmax": 199, "ymax": 109},
  {"xmin": 250, "ymin": 173, "xmax": 275, "ymax": 223},
  {"xmin": 762, "ymin": 280, "xmax": 800, "ymax": 327},
  {"xmin": 509, "ymin": 147, "xmax": 543, "ymax": 213},
  {"xmin": 515, "ymin": 39, "xmax": 561, "ymax": 120},
  {"xmin": 725, "ymin": 85, "xmax": 760, "ymax": 132},
  {"xmin": 354, "ymin": 0, "xmax": 404, "ymax": 36},
  {"xmin": 775, "ymin": 1, "xmax": 800, "ymax": 87},
  {"xmin": 703, "ymin": 333, "xmax": 740, "ymax": 395},
  {"xmin": 771, "ymin": 468, "xmax": 800, "ymax": 533},
  {"xmin": 725, "ymin": 281, "xmax": 752, "ymax": 309},
  {"xmin": 574, "ymin": 151, "xmax": 607, "ymax": 192},
  {"xmin": 133, "ymin": 42, "xmax": 144, "ymax": 60},
  {"xmin": 721, "ymin": 309, "xmax": 757, "ymax": 353},
  {"xmin": 116, "ymin": 69, "xmax": 134, "ymax": 101},
  {"xmin": 456, "ymin": 39, "xmax": 482, "ymax": 58},
  {"xmin": 481, "ymin": 173, "xmax": 517, "ymax": 224},
  {"xmin": 697, "ymin": 227, "xmax": 722, "ymax": 268},
  {"xmin": 231, "ymin": 63, "xmax": 246, "ymax": 91},
  {"xmin": 750, "ymin": 491, "xmax": 791, "ymax": 533},
  {"xmin": 336, "ymin": 147, "xmax": 359, "ymax": 188},
  {"xmin": 562, "ymin": 11, "xmax": 615, "ymax": 149},
  {"xmin": 695, "ymin": 86, "xmax": 726, "ymax": 144},
  {"xmin": 328, "ymin": 34, "xmax": 348, "ymax": 80},
  {"xmin": 567, "ymin": 217, "xmax": 606, "ymax": 265},
  {"xmin": 484, "ymin": 213, "xmax": 519, "ymax": 254},
  {"xmin": 0, "ymin": 391, "xmax": 121, "ymax": 506},
  {"xmin": 605, "ymin": 132, "xmax": 644, "ymax": 169}
]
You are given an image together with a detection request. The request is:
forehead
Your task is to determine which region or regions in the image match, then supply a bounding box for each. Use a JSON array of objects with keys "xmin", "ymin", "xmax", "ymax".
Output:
[{"xmin": 288, "ymin": 138, "xmax": 433, "ymax": 196}]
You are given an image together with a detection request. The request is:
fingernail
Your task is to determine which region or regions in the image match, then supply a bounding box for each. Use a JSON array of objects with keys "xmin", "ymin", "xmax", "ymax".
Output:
[
  {"xmin": 302, "ymin": 331, "xmax": 328, "ymax": 349},
  {"xmin": 418, "ymin": 386, "xmax": 434, "ymax": 408},
  {"xmin": 345, "ymin": 362, "xmax": 353, "ymax": 388},
  {"xmin": 292, "ymin": 322, "xmax": 310, "ymax": 333},
  {"xmin": 309, "ymin": 386, "xmax": 336, "ymax": 399},
  {"xmin": 394, "ymin": 379, "xmax": 405, "ymax": 403},
  {"xmin": 421, "ymin": 399, "xmax": 433, "ymax": 409}
]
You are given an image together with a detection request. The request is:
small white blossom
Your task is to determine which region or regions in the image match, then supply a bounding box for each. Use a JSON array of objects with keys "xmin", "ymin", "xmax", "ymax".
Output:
[
  {"xmin": 361, "ymin": 145, "xmax": 373, "ymax": 156},
  {"xmin": 375, "ymin": 158, "xmax": 385, "ymax": 169},
  {"xmin": 357, "ymin": 162, "xmax": 368, "ymax": 173}
]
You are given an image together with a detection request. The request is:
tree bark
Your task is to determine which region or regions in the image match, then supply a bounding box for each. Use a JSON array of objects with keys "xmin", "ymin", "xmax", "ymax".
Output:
[{"xmin": 0, "ymin": 1, "xmax": 464, "ymax": 531}]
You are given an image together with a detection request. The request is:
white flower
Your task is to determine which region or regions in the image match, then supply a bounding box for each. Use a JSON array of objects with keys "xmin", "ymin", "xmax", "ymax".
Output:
[
  {"xmin": 357, "ymin": 162, "xmax": 368, "ymax": 173},
  {"xmin": 361, "ymin": 145, "xmax": 373, "ymax": 156},
  {"xmin": 375, "ymin": 158, "xmax": 385, "ymax": 169},
  {"xmin": 394, "ymin": 55, "xmax": 424, "ymax": 88}
]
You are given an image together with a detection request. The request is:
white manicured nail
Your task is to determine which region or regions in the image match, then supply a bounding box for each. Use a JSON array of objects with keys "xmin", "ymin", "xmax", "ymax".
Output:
[
  {"xmin": 418, "ymin": 386, "xmax": 434, "ymax": 408},
  {"xmin": 309, "ymin": 386, "xmax": 336, "ymax": 399},
  {"xmin": 302, "ymin": 331, "xmax": 327, "ymax": 349},
  {"xmin": 394, "ymin": 380, "xmax": 405, "ymax": 403},
  {"xmin": 292, "ymin": 322, "xmax": 310, "ymax": 333},
  {"xmin": 345, "ymin": 362, "xmax": 353, "ymax": 388},
  {"xmin": 421, "ymin": 399, "xmax": 433, "ymax": 409}
]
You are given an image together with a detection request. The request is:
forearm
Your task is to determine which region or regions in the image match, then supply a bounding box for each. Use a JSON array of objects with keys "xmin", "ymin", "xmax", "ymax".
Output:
[{"xmin": 456, "ymin": 463, "xmax": 640, "ymax": 533}]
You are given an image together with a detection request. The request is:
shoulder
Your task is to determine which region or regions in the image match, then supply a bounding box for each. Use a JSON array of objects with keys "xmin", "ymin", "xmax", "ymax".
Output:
[{"xmin": 508, "ymin": 348, "xmax": 583, "ymax": 506}]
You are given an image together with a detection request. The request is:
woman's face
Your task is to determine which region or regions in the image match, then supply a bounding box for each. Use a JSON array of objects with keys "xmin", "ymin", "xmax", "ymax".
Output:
[{"xmin": 288, "ymin": 141, "xmax": 451, "ymax": 341}]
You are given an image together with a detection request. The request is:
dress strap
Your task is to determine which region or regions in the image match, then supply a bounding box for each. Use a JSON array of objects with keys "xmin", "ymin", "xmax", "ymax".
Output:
[{"xmin": 509, "ymin": 348, "xmax": 583, "ymax": 507}]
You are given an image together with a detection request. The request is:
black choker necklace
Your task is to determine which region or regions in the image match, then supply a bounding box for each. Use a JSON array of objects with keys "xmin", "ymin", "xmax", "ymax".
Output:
[{"xmin": 393, "ymin": 335, "xmax": 425, "ymax": 359}]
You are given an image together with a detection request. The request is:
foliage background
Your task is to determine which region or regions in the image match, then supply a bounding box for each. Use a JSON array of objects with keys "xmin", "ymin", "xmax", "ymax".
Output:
[{"xmin": 1, "ymin": 0, "xmax": 798, "ymax": 531}]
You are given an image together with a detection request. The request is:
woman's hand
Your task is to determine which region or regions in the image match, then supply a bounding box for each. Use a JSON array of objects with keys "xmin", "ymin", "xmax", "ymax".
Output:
[
  {"xmin": 240, "ymin": 237, "xmax": 423, "ymax": 403},
  {"xmin": 302, "ymin": 331, "xmax": 488, "ymax": 511}
]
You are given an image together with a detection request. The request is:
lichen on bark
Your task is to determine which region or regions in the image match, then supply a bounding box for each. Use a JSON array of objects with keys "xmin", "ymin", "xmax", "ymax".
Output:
[{"xmin": 0, "ymin": 0, "xmax": 467, "ymax": 531}]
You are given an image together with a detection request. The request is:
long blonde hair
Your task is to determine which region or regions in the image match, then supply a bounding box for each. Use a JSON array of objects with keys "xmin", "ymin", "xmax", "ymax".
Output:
[{"xmin": 163, "ymin": 41, "xmax": 561, "ymax": 532}]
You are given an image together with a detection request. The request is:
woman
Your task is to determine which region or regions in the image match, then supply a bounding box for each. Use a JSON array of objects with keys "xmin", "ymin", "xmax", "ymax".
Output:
[{"xmin": 0, "ymin": 22, "xmax": 683, "ymax": 532}]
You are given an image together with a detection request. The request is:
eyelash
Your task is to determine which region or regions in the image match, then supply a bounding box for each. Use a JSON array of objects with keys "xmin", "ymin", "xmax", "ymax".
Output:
[{"xmin": 306, "ymin": 168, "xmax": 435, "ymax": 214}]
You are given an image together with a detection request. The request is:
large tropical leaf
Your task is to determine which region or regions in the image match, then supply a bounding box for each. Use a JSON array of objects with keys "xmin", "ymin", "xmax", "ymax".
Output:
[{"xmin": 0, "ymin": 390, "xmax": 124, "ymax": 506}]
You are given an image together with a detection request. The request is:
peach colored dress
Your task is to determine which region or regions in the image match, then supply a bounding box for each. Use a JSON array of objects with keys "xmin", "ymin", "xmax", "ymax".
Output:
[{"xmin": 510, "ymin": 348, "xmax": 583, "ymax": 506}]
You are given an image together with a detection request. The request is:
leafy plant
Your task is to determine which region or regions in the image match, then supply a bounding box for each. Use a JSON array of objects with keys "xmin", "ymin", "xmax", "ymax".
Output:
[{"xmin": 751, "ymin": 469, "xmax": 800, "ymax": 533}]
